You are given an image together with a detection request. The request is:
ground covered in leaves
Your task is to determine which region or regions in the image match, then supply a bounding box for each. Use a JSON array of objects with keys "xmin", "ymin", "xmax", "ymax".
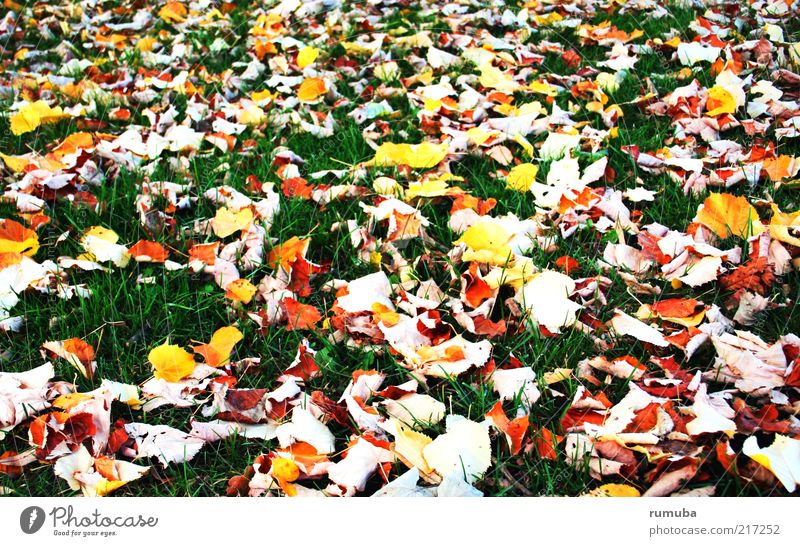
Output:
[{"xmin": 1, "ymin": 0, "xmax": 800, "ymax": 498}]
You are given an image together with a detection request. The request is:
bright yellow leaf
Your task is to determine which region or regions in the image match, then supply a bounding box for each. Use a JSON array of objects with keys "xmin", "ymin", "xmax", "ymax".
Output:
[
  {"xmin": 706, "ymin": 86, "xmax": 736, "ymax": 117},
  {"xmin": 506, "ymin": 163, "xmax": 539, "ymax": 192},
  {"xmin": 584, "ymin": 484, "xmax": 641, "ymax": 497},
  {"xmin": 455, "ymin": 221, "xmax": 513, "ymax": 265},
  {"xmin": 211, "ymin": 207, "xmax": 254, "ymax": 238},
  {"xmin": 83, "ymin": 225, "xmax": 120, "ymax": 244},
  {"xmin": 405, "ymin": 179, "xmax": 451, "ymax": 199},
  {"xmin": 10, "ymin": 101, "xmax": 68, "ymax": 136},
  {"xmin": 271, "ymin": 457, "xmax": 300, "ymax": 496},
  {"xmin": 149, "ymin": 343, "xmax": 196, "ymax": 382},
  {"xmin": 296, "ymin": 46, "xmax": 319, "ymax": 68},
  {"xmin": 478, "ymin": 63, "xmax": 521, "ymax": 93},
  {"xmin": 371, "ymin": 142, "xmax": 448, "ymax": 169},
  {"xmin": 0, "ymin": 153, "xmax": 32, "ymax": 173},
  {"xmin": 137, "ymin": 37, "xmax": 158, "ymax": 52}
]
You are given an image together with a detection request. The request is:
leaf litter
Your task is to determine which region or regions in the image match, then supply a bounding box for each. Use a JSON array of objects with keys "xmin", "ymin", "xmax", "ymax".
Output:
[{"xmin": 0, "ymin": 0, "xmax": 799, "ymax": 498}]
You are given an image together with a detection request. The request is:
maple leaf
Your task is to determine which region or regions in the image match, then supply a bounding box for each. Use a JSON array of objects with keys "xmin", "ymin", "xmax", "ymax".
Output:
[
  {"xmin": 695, "ymin": 193, "xmax": 765, "ymax": 239},
  {"xmin": 719, "ymin": 257, "xmax": 774, "ymax": 295},
  {"xmin": 211, "ymin": 207, "xmax": 254, "ymax": 238}
]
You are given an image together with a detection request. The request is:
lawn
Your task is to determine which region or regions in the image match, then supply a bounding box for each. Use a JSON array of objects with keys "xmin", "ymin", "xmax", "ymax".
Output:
[{"xmin": 0, "ymin": 0, "xmax": 799, "ymax": 497}]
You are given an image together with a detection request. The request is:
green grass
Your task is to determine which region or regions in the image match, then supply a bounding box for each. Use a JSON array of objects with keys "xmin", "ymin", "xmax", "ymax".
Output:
[{"xmin": 1, "ymin": 0, "xmax": 799, "ymax": 497}]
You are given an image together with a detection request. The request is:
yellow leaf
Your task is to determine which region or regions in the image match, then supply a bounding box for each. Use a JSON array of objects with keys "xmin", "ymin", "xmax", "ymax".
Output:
[
  {"xmin": 466, "ymin": 127, "xmax": 496, "ymax": 146},
  {"xmin": 158, "ymin": 1, "xmax": 187, "ymax": 23},
  {"xmin": 769, "ymin": 204, "xmax": 800, "ymax": 247},
  {"xmin": 94, "ymin": 479, "xmax": 127, "ymax": 497},
  {"xmin": 211, "ymin": 207, "xmax": 254, "ymax": 238},
  {"xmin": 194, "ymin": 326, "xmax": 243, "ymax": 367},
  {"xmin": 405, "ymin": 179, "xmax": 450, "ymax": 199},
  {"xmin": 706, "ymin": 86, "xmax": 737, "ymax": 117},
  {"xmin": 137, "ymin": 37, "xmax": 158, "ymax": 52},
  {"xmin": 584, "ymin": 483, "xmax": 641, "ymax": 497},
  {"xmin": 225, "ymin": 278, "xmax": 257, "ymax": 304},
  {"xmin": 371, "ymin": 142, "xmax": 448, "ymax": 169},
  {"xmin": 0, "ymin": 218, "xmax": 39, "ymax": 256},
  {"xmin": 251, "ymin": 89, "xmax": 276, "ymax": 104},
  {"xmin": 696, "ymin": 193, "xmax": 765, "ymax": 239},
  {"xmin": 392, "ymin": 421, "xmax": 433, "ymax": 474},
  {"xmin": 53, "ymin": 392, "xmax": 93, "ymax": 410},
  {"xmin": 528, "ymin": 80, "xmax": 559, "ymax": 97},
  {"xmin": 455, "ymin": 221, "xmax": 513, "ymax": 265},
  {"xmin": 0, "ymin": 153, "xmax": 32, "ymax": 173},
  {"xmin": 506, "ymin": 163, "xmax": 539, "ymax": 192},
  {"xmin": 149, "ymin": 343, "xmax": 196, "ymax": 382},
  {"xmin": 423, "ymin": 98, "xmax": 442, "ymax": 112},
  {"xmin": 83, "ymin": 225, "xmax": 120, "ymax": 244},
  {"xmin": 478, "ymin": 63, "xmax": 520, "ymax": 93},
  {"xmin": 297, "ymin": 77, "xmax": 327, "ymax": 102},
  {"xmin": 10, "ymin": 101, "xmax": 67, "ymax": 136},
  {"xmin": 742, "ymin": 434, "xmax": 800, "ymax": 493},
  {"xmin": 513, "ymin": 133, "xmax": 534, "ymax": 157},
  {"xmin": 296, "ymin": 46, "xmax": 319, "ymax": 69},
  {"xmin": 271, "ymin": 457, "xmax": 300, "ymax": 497}
]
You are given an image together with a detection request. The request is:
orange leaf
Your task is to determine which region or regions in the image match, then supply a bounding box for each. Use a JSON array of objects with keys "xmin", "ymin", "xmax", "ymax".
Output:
[
  {"xmin": 51, "ymin": 132, "xmax": 94, "ymax": 158},
  {"xmin": 762, "ymin": 156, "xmax": 797, "ymax": 182},
  {"xmin": 266, "ymin": 236, "xmax": 309, "ymax": 271},
  {"xmin": 281, "ymin": 298, "xmax": 321, "ymax": 331},
  {"xmin": 695, "ymin": 193, "xmax": 764, "ymax": 239},
  {"xmin": 485, "ymin": 401, "xmax": 528, "ymax": 455},
  {"xmin": 297, "ymin": 78, "xmax": 327, "ymax": 102},
  {"xmin": 0, "ymin": 219, "xmax": 39, "ymax": 256},
  {"xmin": 463, "ymin": 262, "xmax": 492, "ymax": 307},
  {"xmin": 651, "ymin": 298, "xmax": 701, "ymax": 318},
  {"xmin": 281, "ymin": 177, "xmax": 313, "ymax": 199},
  {"xmin": 129, "ymin": 240, "xmax": 169, "ymax": 262},
  {"xmin": 158, "ymin": 1, "xmax": 187, "ymax": 22},
  {"xmin": 189, "ymin": 242, "xmax": 219, "ymax": 265},
  {"xmin": 555, "ymin": 255, "xmax": 579, "ymax": 273},
  {"xmin": 194, "ymin": 326, "xmax": 243, "ymax": 367}
]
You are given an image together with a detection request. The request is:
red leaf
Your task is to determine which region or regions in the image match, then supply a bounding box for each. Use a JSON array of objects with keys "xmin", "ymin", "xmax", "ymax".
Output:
[{"xmin": 281, "ymin": 298, "xmax": 322, "ymax": 331}]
